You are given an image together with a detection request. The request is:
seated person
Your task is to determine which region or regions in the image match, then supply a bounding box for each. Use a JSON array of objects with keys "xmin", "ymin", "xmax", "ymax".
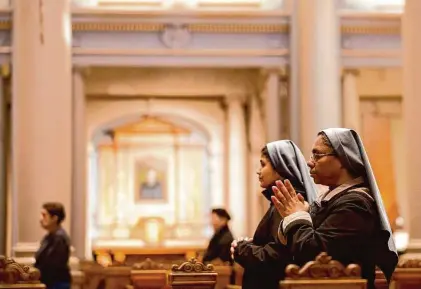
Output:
[{"xmin": 202, "ymin": 208, "xmax": 234, "ymax": 265}]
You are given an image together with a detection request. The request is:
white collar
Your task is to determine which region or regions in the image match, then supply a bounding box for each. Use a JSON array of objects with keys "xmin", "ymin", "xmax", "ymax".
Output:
[{"xmin": 317, "ymin": 176, "xmax": 365, "ymax": 203}]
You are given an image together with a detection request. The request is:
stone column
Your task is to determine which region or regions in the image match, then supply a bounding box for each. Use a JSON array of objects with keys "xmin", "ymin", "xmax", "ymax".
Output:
[
  {"xmin": 208, "ymin": 148, "xmax": 224, "ymax": 208},
  {"xmin": 227, "ymin": 95, "xmax": 247, "ymax": 237},
  {"xmin": 342, "ymin": 70, "xmax": 361, "ymax": 132},
  {"xmin": 291, "ymin": 0, "xmax": 342, "ymax": 154},
  {"xmin": 263, "ymin": 69, "xmax": 281, "ymax": 142},
  {"xmin": 71, "ymin": 68, "xmax": 87, "ymax": 259},
  {"xmin": 0, "ymin": 75, "xmax": 5, "ymax": 255},
  {"xmin": 11, "ymin": 0, "xmax": 72, "ymax": 256},
  {"xmin": 248, "ymin": 94, "xmax": 266, "ymax": 236},
  {"xmin": 402, "ymin": 0, "xmax": 421, "ymax": 250}
]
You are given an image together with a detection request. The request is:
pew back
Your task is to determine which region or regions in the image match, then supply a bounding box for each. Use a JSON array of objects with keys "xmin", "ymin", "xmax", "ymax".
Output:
[
  {"xmin": 393, "ymin": 259, "xmax": 421, "ymax": 289},
  {"xmin": 131, "ymin": 258, "xmax": 168, "ymax": 289},
  {"xmin": 168, "ymin": 259, "xmax": 217, "ymax": 289},
  {"xmin": 0, "ymin": 256, "xmax": 45, "ymax": 289},
  {"xmin": 279, "ymin": 253, "xmax": 367, "ymax": 289}
]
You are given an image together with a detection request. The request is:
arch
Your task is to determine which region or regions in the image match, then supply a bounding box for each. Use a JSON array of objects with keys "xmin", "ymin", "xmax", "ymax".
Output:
[
  {"xmin": 91, "ymin": 112, "xmax": 212, "ymax": 146},
  {"xmin": 86, "ymin": 99, "xmax": 224, "ymax": 154},
  {"xmin": 85, "ymin": 98, "xmax": 226, "ymax": 252}
]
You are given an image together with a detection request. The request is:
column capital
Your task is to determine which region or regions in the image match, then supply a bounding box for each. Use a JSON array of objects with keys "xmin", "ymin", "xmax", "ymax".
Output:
[
  {"xmin": 72, "ymin": 66, "xmax": 91, "ymax": 79},
  {"xmin": 224, "ymin": 93, "xmax": 247, "ymax": 106},
  {"xmin": 260, "ymin": 67, "xmax": 287, "ymax": 78},
  {"xmin": 342, "ymin": 69, "xmax": 360, "ymax": 77}
]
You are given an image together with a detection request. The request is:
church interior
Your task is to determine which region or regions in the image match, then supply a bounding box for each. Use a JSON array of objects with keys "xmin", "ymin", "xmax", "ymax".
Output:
[{"xmin": 1, "ymin": 0, "xmax": 421, "ymax": 288}]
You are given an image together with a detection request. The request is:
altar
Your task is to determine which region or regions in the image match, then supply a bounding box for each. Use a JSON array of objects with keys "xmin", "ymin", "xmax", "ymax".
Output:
[{"xmin": 92, "ymin": 239, "xmax": 207, "ymax": 265}]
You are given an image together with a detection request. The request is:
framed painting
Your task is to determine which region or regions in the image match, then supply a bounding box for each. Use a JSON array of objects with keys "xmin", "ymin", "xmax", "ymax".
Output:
[{"xmin": 134, "ymin": 158, "xmax": 168, "ymax": 203}]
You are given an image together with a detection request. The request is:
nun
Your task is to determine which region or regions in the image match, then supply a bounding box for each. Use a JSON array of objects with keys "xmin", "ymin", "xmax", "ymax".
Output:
[
  {"xmin": 230, "ymin": 140, "xmax": 318, "ymax": 289},
  {"xmin": 272, "ymin": 128, "xmax": 398, "ymax": 289}
]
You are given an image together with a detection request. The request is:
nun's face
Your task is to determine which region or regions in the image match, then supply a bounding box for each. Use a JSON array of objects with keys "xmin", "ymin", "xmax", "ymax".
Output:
[
  {"xmin": 307, "ymin": 135, "xmax": 342, "ymax": 186},
  {"xmin": 257, "ymin": 155, "xmax": 281, "ymax": 189}
]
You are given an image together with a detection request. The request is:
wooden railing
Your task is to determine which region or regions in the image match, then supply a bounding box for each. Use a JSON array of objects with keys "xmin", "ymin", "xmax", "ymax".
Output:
[{"xmin": 0, "ymin": 255, "xmax": 45, "ymax": 289}]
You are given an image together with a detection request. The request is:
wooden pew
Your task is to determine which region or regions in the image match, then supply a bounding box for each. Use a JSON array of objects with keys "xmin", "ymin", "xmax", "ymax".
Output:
[
  {"xmin": 130, "ymin": 258, "xmax": 168, "ymax": 289},
  {"xmin": 103, "ymin": 265, "xmax": 131, "ymax": 289},
  {"xmin": 80, "ymin": 257, "xmax": 222, "ymax": 289},
  {"xmin": 79, "ymin": 258, "xmax": 132, "ymax": 289},
  {"xmin": 71, "ymin": 270, "xmax": 85, "ymax": 289},
  {"xmin": 375, "ymin": 267, "xmax": 389, "ymax": 289},
  {"xmin": 232, "ymin": 263, "xmax": 243, "ymax": 286},
  {"xmin": 393, "ymin": 258, "xmax": 421, "ymax": 289},
  {"xmin": 279, "ymin": 252, "xmax": 367, "ymax": 289},
  {"xmin": 168, "ymin": 258, "xmax": 217, "ymax": 289},
  {"xmin": 79, "ymin": 260, "xmax": 106, "ymax": 289},
  {"xmin": 209, "ymin": 259, "xmax": 232, "ymax": 289},
  {"xmin": 0, "ymin": 255, "xmax": 45, "ymax": 289}
]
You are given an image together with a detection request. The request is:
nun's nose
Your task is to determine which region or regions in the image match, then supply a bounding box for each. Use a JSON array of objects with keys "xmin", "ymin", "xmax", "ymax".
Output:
[{"xmin": 307, "ymin": 160, "xmax": 315, "ymax": 168}]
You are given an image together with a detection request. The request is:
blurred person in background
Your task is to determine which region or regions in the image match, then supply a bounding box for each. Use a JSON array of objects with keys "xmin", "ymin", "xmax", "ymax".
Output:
[{"xmin": 35, "ymin": 202, "xmax": 71, "ymax": 289}]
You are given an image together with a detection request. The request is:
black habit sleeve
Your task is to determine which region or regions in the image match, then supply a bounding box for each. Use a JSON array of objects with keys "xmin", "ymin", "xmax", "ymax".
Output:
[
  {"xmin": 233, "ymin": 241, "xmax": 289, "ymax": 269},
  {"xmin": 280, "ymin": 191, "xmax": 376, "ymax": 265}
]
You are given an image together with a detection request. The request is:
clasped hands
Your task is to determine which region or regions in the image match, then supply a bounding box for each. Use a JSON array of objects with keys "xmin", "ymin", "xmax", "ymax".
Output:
[
  {"xmin": 270, "ymin": 179, "xmax": 309, "ymax": 218},
  {"xmin": 230, "ymin": 180, "xmax": 309, "ymax": 260},
  {"xmin": 230, "ymin": 237, "xmax": 252, "ymax": 260}
]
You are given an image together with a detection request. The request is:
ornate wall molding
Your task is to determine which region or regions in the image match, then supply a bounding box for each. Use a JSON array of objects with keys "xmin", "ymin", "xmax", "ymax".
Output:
[
  {"xmin": 342, "ymin": 25, "xmax": 399, "ymax": 35},
  {"xmin": 72, "ymin": 22, "xmax": 289, "ymax": 33},
  {"xmin": 340, "ymin": 13, "xmax": 401, "ymax": 67},
  {"xmin": 161, "ymin": 24, "xmax": 191, "ymax": 48},
  {"xmin": 71, "ymin": 7, "xmax": 290, "ymax": 18},
  {"xmin": 71, "ymin": 8, "xmax": 289, "ymax": 66}
]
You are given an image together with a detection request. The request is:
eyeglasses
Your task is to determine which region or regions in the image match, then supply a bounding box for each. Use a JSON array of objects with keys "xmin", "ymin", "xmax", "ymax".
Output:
[{"xmin": 310, "ymin": 152, "xmax": 336, "ymax": 162}]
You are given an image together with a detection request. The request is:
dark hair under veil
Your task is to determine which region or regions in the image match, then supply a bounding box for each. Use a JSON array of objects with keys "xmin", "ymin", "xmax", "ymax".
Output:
[
  {"xmin": 265, "ymin": 140, "xmax": 318, "ymax": 204},
  {"xmin": 321, "ymin": 128, "xmax": 398, "ymax": 282}
]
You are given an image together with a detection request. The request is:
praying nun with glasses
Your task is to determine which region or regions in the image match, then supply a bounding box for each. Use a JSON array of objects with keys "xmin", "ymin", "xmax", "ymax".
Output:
[{"xmin": 271, "ymin": 128, "xmax": 398, "ymax": 289}]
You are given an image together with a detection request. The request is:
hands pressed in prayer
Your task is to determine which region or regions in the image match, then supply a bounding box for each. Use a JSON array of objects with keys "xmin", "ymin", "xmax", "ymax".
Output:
[
  {"xmin": 271, "ymin": 179, "xmax": 309, "ymax": 218},
  {"xmin": 230, "ymin": 237, "xmax": 253, "ymax": 260}
]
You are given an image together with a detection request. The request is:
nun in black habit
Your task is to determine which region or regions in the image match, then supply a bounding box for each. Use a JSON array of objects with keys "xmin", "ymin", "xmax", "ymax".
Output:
[
  {"xmin": 272, "ymin": 128, "xmax": 398, "ymax": 289},
  {"xmin": 230, "ymin": 140, "xmax": 318, "ymax": 289}
]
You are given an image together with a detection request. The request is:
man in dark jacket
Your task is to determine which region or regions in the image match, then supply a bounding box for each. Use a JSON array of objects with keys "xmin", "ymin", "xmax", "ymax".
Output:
[
  {"xmin": 35, "ymin": 202, "xmax": 71, "ymax": 289},
  {"xmin": 202, "ymin": 208, "xmax": 234, "ymax": 264}
]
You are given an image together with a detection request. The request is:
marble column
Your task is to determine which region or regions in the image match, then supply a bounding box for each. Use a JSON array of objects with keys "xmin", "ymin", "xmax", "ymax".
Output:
[
  {"xmin": 71, "ymin": 68, "xmax": 88, "ymax": 259},
  {"xmin": 248, "ymin": 94, "xmax": 266, "ymax": 236},
  {"xmin": 263, "ymin": 69, "xmax": 282, "ymax": 142},
  {"xmin": 11, "ymin": 0, "xmax": 72, "ymax": 256},
  {"xmin": 0, "ymin": 75, "xmax": 5, "ymax": 255},
  {"xmin": 402, "ymin": 0, "xmax": 421, "ymax": 249},
  {"xmin": 342, "ymin": 70, "xmax": 361, "ymax": 132},
  {"xmin": 208, "ymin": 148, "xmax": 224, "ymax": 208},
  {"xmin": 227, "ymin": 95, "xmax": 247, "ymax": 237},
  {"xmin": 291, "ymin": 0, "xmax": 342, "ymax": 154}
]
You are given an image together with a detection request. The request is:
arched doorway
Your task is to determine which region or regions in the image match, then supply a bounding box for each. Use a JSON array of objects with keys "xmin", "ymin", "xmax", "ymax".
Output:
[{"xmin": 87, "ymin": 112, "xmax": 217, "ymax": 255}]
